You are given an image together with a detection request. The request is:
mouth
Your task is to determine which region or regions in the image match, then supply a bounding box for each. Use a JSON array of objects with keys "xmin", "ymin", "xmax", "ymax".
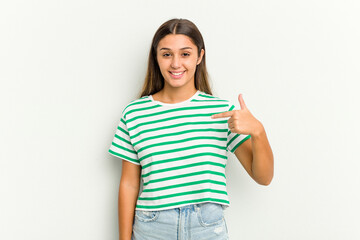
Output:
[{"xmin": 169, "ymin": 71, "xmax": 186, "ymax": 79}]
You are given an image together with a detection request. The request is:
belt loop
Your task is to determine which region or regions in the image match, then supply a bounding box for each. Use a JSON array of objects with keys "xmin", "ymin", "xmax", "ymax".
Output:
[{"xmin": 194, "ymin": 203, "xmax": 199, "ymax": 212}]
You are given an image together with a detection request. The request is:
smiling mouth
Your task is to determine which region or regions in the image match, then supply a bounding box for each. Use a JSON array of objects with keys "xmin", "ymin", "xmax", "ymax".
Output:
[{"xmin": 169, "ymin": 71, "xmax": 185, "ymax": 76}]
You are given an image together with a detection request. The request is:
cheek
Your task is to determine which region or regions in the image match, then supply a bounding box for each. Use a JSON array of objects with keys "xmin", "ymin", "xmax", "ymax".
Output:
[
  {"xmin": 157, "ymin": 59, "xmax": 168, "ymax": 71},
  {"xmin": 185, "ymin": 59, "xmax": 199, "ymax": 70}
]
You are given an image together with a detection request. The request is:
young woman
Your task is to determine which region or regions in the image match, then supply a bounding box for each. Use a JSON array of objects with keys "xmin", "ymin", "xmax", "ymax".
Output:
[{"xmin": 109, "ymin": 18, "xmax": 273, "ymax": 240}]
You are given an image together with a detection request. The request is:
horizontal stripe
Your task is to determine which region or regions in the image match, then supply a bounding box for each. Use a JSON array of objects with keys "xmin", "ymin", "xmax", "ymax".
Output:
[
  {"xmin": 124, "ymin": 105, "xmax": 162, "ymax": 119},
  {"xmin": 142, "ymin": 179, "xmax": 226, "ymax": 192},
  {"xmin": 142, "ymin": 161, "xmax": 225, "ymax": 178},
  {"xmin": 133, "ymin": 128, "xmax": 227, "ymax": 147},
  {"xmin": 143, "ymin": 170, "xmax": 225, "ymax": 186},
  {"xmin": 117, "ymin": 125, "xmax": 129, "ymax": 136},
  {"xmin": 108, "ymin": 149, "xmax": 138, "ymax": 163},
  {"xmin": 131, "ymin": 121, "xmax": 227, "ymax": 140},
  {"xmin": 138, "ymin": 188, "xmax": 227, "ymax": 201},
  {"xmin": 114, "ymin": 134, "xmax": 132, "ymax": 145},
  {"xmin": 111, "ymin": 142, "xmax": 137, "ymax": 154},
  {"xmin": 136, "ymin": 198, "xmax": 229, "ymax": 209},
  {"xmin": 123, "ymin": 98, "xmax": 150, "ymax": 112},
  {"xmin": 128, "ymin": 114, "xmax": 224, "ymax": 132},
  {"xmin": 138, "ymin": 136, "xmax": 227, "ymax": 153},
  {"xmin": 192, "ymin": 99, "xmax": 228, "ymax": 102},
  {"xmin": 139, "ymin": 144, "xmax": 227, "ymax": 162},
  {"xmin": 126, "ymin": 104, "xmax": 228, "ymax": 123},
  {"xmin": 121, "ymin": 118, "xmax": 126, "ymax": 125},
  {"xmin": 231, "ymin": 135, "xmax": 251, "ymax": 153},
  {"xmin": 142, "ymin": 152, "xmax": 227, "ymax": 169},
  {"xmin": 198, "ymin": 93, "xmax": 216, "ymax": 99},
  {"xmin": 227, "ymin": 134, "xmax": 239, "ymax": 148}
]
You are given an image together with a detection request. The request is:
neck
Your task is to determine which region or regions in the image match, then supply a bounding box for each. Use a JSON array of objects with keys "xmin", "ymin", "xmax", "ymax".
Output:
[{"xmin": 155, "ymin": 86, "xmax": 198, "ymax": 104}]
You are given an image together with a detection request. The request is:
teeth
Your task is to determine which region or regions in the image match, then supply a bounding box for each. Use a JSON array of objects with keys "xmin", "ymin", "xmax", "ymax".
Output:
[{"xmin": 171, "ymin": 71, "xmax": 184, "ymax": 76}]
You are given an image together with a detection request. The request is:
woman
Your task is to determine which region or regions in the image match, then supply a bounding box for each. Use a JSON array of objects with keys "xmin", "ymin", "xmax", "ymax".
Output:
[{"xmin": 109, "ymin": 18, "xmax": 273, "ymax": 240}]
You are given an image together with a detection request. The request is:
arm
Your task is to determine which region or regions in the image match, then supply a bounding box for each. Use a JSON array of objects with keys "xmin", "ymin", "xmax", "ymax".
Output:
[
  {"xmin": 211, "ymin": 94, "xmax": 274, "ymax": 185},
  {"xmin": 118, "ymin": 160, "xmax": 141, "ymax": 240},
  {"xmin": 234, "ymin": 124, "xmax": 274, "ymax": 185}
]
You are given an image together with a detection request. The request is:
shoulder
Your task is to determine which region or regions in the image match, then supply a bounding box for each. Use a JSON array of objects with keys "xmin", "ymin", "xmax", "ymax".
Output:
[
  {"xmin": 197, "ymin": 91, "xmax": 232, "ymax": 108},
  {"xmin": 121, "ymin": 95, "xmax": 152, "ymax": 118}
]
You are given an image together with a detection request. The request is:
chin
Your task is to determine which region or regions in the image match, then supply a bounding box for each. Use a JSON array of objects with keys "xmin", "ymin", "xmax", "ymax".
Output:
[{"xmin": 165, "ymin": 80, "xmax": 187, "ymax": 88}]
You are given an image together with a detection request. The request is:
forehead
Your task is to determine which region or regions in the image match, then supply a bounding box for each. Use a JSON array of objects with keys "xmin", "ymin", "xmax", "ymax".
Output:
[{"xmin": 157, "ymin": 34, "xmax": 197, "ymax": 51}]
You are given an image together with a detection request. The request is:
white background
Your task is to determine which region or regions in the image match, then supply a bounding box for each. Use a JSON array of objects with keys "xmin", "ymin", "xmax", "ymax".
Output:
[{"xmin": 1, "ymin": 0, "xmax": 360, "ymax": 239}]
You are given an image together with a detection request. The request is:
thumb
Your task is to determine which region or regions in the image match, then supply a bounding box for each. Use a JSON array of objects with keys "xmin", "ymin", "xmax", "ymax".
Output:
[{"xmin": 238, "ymin": 93, "xmax": 247, "ymax": 110}]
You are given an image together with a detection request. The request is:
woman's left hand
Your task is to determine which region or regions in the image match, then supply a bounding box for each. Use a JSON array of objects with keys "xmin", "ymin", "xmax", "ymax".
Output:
[{"xmin": 211, "ymin": 94, "xmax": 264, "ymax": 137}]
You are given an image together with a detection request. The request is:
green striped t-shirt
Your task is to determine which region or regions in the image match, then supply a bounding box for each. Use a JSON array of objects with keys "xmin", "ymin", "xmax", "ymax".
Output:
[{"xmin": 108, "ymin": 90, "xmax": 251, "ymax": 211}]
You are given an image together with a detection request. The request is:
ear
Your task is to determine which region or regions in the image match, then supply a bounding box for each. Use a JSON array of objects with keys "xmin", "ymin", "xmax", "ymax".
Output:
[{"xmin": 196, "ymin": 49, "xmax": 205, "ymax": 65}]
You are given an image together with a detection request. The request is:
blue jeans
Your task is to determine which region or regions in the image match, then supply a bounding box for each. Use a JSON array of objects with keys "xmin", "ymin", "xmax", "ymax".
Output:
[{"xmin": 132, "ymin": 202, "xmax": 229, "ymax": 240}]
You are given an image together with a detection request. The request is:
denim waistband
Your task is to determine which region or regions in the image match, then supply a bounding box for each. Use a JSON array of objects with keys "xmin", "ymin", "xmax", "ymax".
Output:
[{"xmin": 172, "ymin": 202, "xmax": 222, "ymax": 213}]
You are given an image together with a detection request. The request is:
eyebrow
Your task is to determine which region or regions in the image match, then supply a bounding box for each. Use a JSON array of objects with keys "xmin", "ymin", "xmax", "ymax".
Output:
[{"xmin": 159, "ymin": 47, "xmax": 193, "ymax": 51}]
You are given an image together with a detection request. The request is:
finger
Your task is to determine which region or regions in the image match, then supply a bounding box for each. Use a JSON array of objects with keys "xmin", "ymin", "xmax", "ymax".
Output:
[
  {"xmin": 211, "ymin": 111, "xmax": 234, "ymax": 119},
  {"xmin": 238, "ymin": 93, "xmax": 247, "ymax": 110}
]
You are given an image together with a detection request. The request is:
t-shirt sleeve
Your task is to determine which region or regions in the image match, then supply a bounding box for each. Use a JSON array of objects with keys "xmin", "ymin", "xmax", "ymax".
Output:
[
  {"xmin": 226, "ymin": 103, "xmax": 251, "ymax": 153},
  {"xmin": 108, "ymin": 109, "xmax": 140, "ymax": 165}
]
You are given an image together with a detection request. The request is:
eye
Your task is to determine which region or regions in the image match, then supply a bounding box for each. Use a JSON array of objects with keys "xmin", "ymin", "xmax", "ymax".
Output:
[
  {"xmin": 162, "ymin": 53, "xmax": 171, "ymax": 57},
  {"xmin": 182, "ymin": 53, "xmax": 190, "ymax": 57}
]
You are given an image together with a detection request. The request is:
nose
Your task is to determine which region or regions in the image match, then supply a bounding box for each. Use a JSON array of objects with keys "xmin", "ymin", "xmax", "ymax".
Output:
[{"xmin": 171, "ymin": 54, "xmax": 180, "ymax": 69}]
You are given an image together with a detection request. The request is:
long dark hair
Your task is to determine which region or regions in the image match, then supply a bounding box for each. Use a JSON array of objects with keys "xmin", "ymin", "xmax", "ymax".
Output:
[{"xmin": 139, "ymin": 18, "xmax": 212, "ymax": 98}]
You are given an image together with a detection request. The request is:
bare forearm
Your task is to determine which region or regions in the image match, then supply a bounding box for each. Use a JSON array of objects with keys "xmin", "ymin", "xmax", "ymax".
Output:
[
  {"xmin": 118, "ymin": 182, "xmax": 139, "ymax": 240},
  {"xmin": 251, "ymin": 124, "xmax": 274, "ymax": 185}
]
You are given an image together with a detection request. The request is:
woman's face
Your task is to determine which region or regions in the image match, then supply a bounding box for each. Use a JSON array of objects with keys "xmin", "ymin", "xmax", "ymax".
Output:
[{"xmin": 156, "ymin": 34, "xmax": 204, "ymax": 90}]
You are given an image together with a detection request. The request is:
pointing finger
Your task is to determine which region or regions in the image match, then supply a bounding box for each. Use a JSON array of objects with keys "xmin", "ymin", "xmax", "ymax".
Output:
[{"xmin": 211, "ymin": 111, "xmax": 234, "ymax": 119}]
